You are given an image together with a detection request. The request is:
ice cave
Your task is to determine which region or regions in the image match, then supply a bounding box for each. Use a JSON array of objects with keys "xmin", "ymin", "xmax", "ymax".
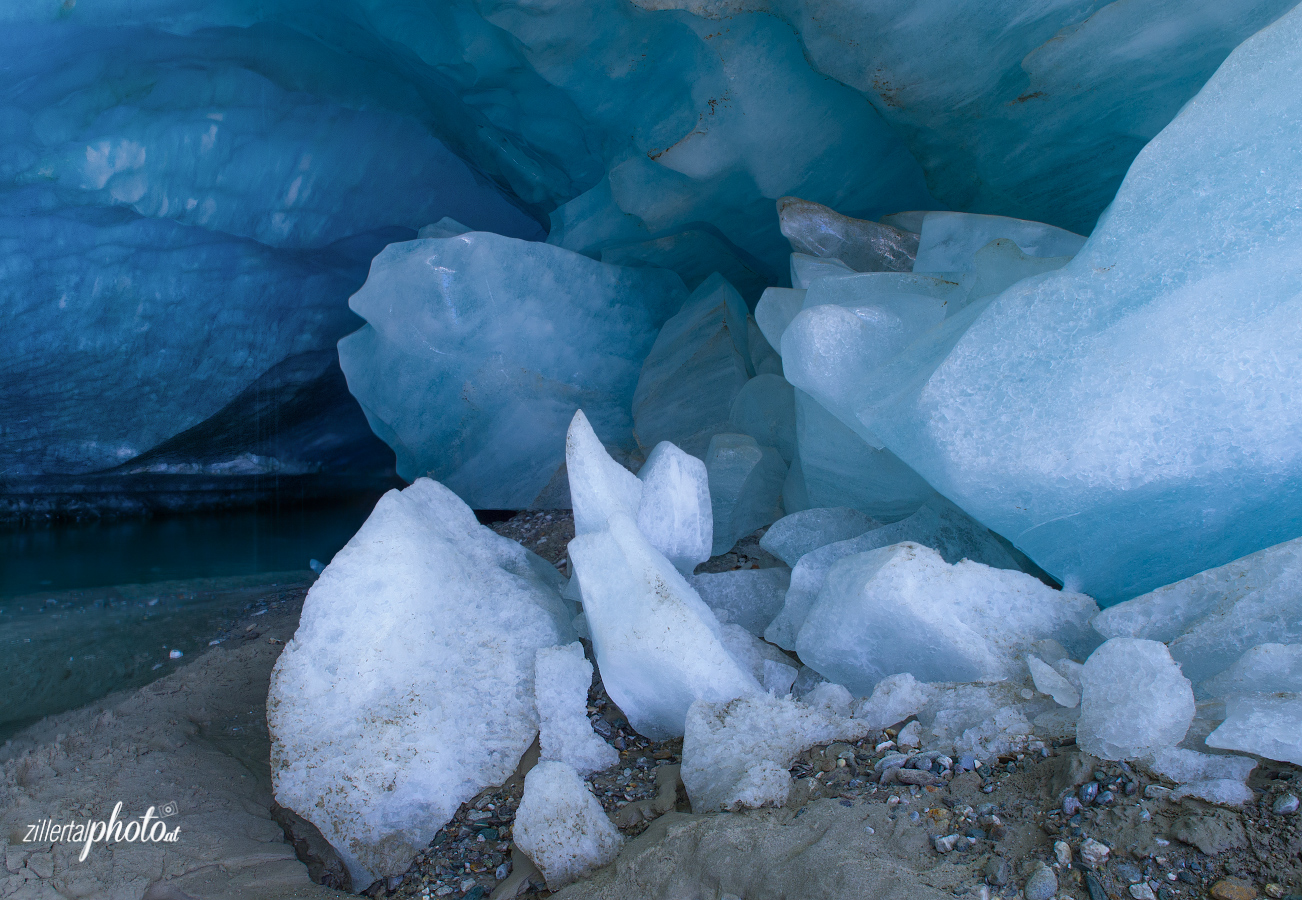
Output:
[{"xmin": 1, "ymin": 1, "xmax": 1301, "ymax": 898}]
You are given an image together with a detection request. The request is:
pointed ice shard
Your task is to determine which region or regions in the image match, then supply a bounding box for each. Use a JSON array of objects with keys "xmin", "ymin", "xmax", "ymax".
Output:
[
  {"xmin": 635, "ymin": 440, "xmax": 712, "ymax": 576},
  {"xmin": 1205, "ymin": 693, "xmax": 1302, "ymax": 766},
  {"xmin": 754, "ymin": 287, "xmax": 806, "ymax": 352},
  {"xmin": 568, "ymin": 512, "xmax": 760, "ymax": 739},
  {"xmin": 566, "ymin": 409, "xmax": 642, "ymax": 538}
]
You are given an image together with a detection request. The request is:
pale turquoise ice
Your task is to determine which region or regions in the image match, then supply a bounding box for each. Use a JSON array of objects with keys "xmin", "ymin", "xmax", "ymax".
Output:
[
  {"xmin": 912, "ymin": 213, "xmax": 1085, "ymax": 273},
  {"xmin": 690, "ymin": 569, "xmax": 792, "ymax": 636},
  {"xmin": 728, "ymin": 375, "xmax": 796, "ymax": 464},
  {"xmin": 636, "ymin": 441, "xmax": 713, "ymax": 576},
  {"xmin": 339, "ymin": 236, "xmax": 685, "ymax": 508},
  {"xmin": 706, "ymin": 434, "xmax": 788, "ymax": 556},
  {"xmin": 790, "ymin": 254, "xmax": 855, "ymax": 289},
  {"xmin": 759, "ymin": 508, "xmax": 882, "ymax": 567},
  {"xmin": 633, "ymin": 274, "xmax": 752, "ymax": 459},
  {"xmin": 857, "ymin": 7, "xmax": 1302, "ymax": 603}
]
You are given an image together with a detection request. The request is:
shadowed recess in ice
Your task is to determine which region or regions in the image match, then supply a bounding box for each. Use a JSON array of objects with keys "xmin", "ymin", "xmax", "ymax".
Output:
[{"xmin": 822, "ymin": 7, "xmax": 1302, "ymax": 604}]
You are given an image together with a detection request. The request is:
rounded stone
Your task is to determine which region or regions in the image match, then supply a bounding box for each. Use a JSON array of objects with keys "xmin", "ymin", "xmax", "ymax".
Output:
[
  {"xmin": 1210, "ymin": 879, "xmax": 1258, "ymax": 900},
  {"xmin": 1024, "ymin": 864, "xmax": 1058, "ymax": 900}
]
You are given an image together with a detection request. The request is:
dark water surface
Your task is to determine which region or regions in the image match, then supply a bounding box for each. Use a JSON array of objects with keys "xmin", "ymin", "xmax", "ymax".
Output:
[{"xmin": 0, "ymin": 496, "xmax": 384, "ymax": 740}]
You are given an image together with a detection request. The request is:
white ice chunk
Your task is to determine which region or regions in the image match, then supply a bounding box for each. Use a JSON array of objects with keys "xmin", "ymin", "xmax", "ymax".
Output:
[
  {"xmin": 690, "ymin": 568, "xmax": 791, "ymax": 636},
  {"xmin": 512, "ymin": 761, "xmax": 622, "ymax": 889},
  {"xmin": 1093, "ymin": 537, "xmax": 1302, "ymax": 685},
  {"xmin": 759, "ymin": 507, "xmax": 882, "ymax": 567},
  {"xmin": 268, "ymin": 479, "xmax": 572, "ymax": 886},
  {"xmin": 1076, "ymin": 639, "xmax": 1194, "ymax": 761},
  {"xmin": 635, "ymin": 440, "xmax": 712, "ymax": 576},
  {"xmin": 681, "ymin": 693, "xmax": 868, "ymax": 811},
  {"xmin": 717, "ymin": 624, "xmax": 798, "ymax": 697},
  {"xmin": 765, "ymin": 497, "xmax": 1023, "ymax": 650},
  {"xmin": 804, "ymin": 681, "xmax": 854, "ymax": 717},
  {"xmin": 1053, "ymin": 658, "xmax": 1085, "ymax": 691},
  {"xmin": 1201, "ymin": 643, "xmax": 1302, "ymax": 699},
  {"xmin": 1145, "ymin": 747, "xmax": 1256, "ymax": 785},
  {"xmin": 794, "ymin": 542, "xmax": 1097, "ymax": 694},
  {"xmin": 568, "ymin": 512, "xmax": 760, "ymax": 739},
  {"xmin": 705, "ymin": 433, "xmax": 787, "ymax": 556},
  {"xmin": 536, "ymin": 643, "xmax": 619, "ymax": 776},
  {"xmin": 567, "ymin": 409, "xmax": 642, "ymax": 537},
  {"xmin": 918, "ymin": 681, "xmax": 1045, "ymax": 759},
  {"xmin": 853, "ymin": 673, "xmax": 936, "ymax": 729},
  {"xmin": 1029, "ymin": 656, "xmax": 1080, "ymax": 708},
  {"xmin": 912, "ymin": 211, "xmax": 1085, "ymax": 273},
  {"xmin": 1170, "ymin": 780, "xmax": 1256, "ymax": 807},
  {"xmin": 761, "ymin": 660, "xmax": 799, "ymax": 696},
  {"xmin": 1205, "ymin": 693, "xmax": 1302, "ymax": 766}
]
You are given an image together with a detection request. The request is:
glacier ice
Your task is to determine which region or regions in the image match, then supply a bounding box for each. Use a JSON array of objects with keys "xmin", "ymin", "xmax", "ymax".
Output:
[
  {"xmin": 632, "ymin": 274, "xmax": 752, "ymax": 459},
  {"xmin": 910, "ymin": 212, "xmax": 1085, "ymax": 273},
  {"xmin": 853, "ymin": 673, "xmax": 935, "ymax": 730},
  {"xmin": 1206, "ymin": 693, "xmax": 1302, "ymax": 766},
  {"xmin": 681, "ymin": 693, "xmax": 867, "ymax": 811},
  {"xmin": 764, "ymin": 497, "xmax": 1024, "ymax": 650},
  {"xmin": 1075, "ymin": 639, "xmax": 1194, "ymax": 761},
  {"xmin": 793, "ymin": 542, "xmax": 1098, "ymax": 695},
  {"xmin": 755, "ymin": 288, "xmax": 806, "ymax": 352},
  {"xmin": 1170, "ymin": 780, "xmax": 1255, "ymax": 807},
  {"xmin": 728, "ymin": 374, "xmax": 797, "ymax": 464},
  {"xmin": 635, "ymin": 440, "xmax": 713, "ymax": 575},
  {"xmin": 1028, "ymin": 656, "xmax": 1080, "ymax": 709},
  {"xmin": 790, "ymin": 253, "xmax": 857, "ymax": 289},
  {"xmin": 1200, "ymin": 644, "xmax": 1302, "ymax": 699},
  {"xmin": 535, "ymin": 643, "xmax": 620, "ymax": 776},
  {"xmin": 717, "ymin": 624, "xmax": 799, "ymax": 695},
  {"xmin": 838, "ymin": 8, "xmax": 1302, "ymax": 603},
  {"xmin": 759, "ymin": 507, "xmax": 882, "ymax": 567},
  {"xmin": 778, "ymin": 196, "xmax": 918, "ymax": 273},
  {"xmin": 339, "ymin": 235, "xmax": 685, "ymax": 509},
  {"xmin": 512, "ymin": 761, "xmax": 622, "ymax": 888},
  {"xmin": 690, "ymin": 568, "xmax": 792, "ymax": 636},
  {"xmin": 1144, "ymin": 747, "xmax": 1256, "ymax": 786},
  {"xmin": 566, "ymin": 409, "xmax": 645, "ymax": 537},
  {"xmin": 568, "ymin": 511, "xmax": 760, "ymax": 739},
  {"xmin": 267, "ymin": 479, "xmax": 573, "ymax": 886},
  {"xmin": 1092, "ymin": 537, "xmax": 1302, "ymax": 686},
  {"xmin": 705, "ymin": 434, "xmax": 787, "ymax": 556}
]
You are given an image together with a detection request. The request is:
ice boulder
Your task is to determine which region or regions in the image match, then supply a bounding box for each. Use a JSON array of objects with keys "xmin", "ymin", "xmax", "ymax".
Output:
[
  {"xmin": 1144, "ymin": 747, "xmax": 1256, "ymax": 786},
  {"xmin": 690, "ymin": 568, "xmax": 792, "ymax": 636},
  {"xmin": 728, "ymin": 375, "xmax": 797, "ymax": 463},
  {"xmin": 513, "ymin": 761, "xmax": 622, "ymax": 889},
  {"xmin": 267, "ymin": 479, "xmax": 573, "ymax": 886},
  {"xmin": 765, "ymin": 497, "xmax": 1024, "ymax": 650},
  {"xmin": 705, "ymin": 434, "xmax": 787, "ymax": 556},
  {"xmin": 1206, "ymin": 693, "xmax": 1302, "ymax": 766},
  {"xmin": 717, "ymin": 625, "xmax": 799, "ymax": 696},
  {"xmin": 339, "ymin": 233, "xmax": 685, "ymax": 509},
  {"xmin": 777, "ymin": 196, "xmax": 919, "ymax": 273},
  {"xmin": 760, "ymin": 507, "xmax": 883, "ymax": 567},
  {"xmin": 1093, "ymin": 537, "xmax": 1302, "ymax": 685},
  {"xmin": 836, "ymin": 8, "xmax": 1302, "ymax": 603},
  {"xmin": 913, "ymin": 681, "xmax": 1048, "ymax": 759},
  {"xmin": 568, "ymin": 512, "xmax": 760, "ymax": 739},
  {"xmin": 535, "ymin": 643, "xmax": 619, "ymax": 776},
  {"xmin": 794, "ymin": 543, "xmax": 1098, "ymax": 695},
  {"xmin": 635, "ymin": 441, "xmax": 712, "ymax": 576},
  {"xmin": 632, "ymin": 274, "xmax": 752, "ymax": 459},
  {"xmin": 1075, "ymin": 639, "xmax": 1194, "ymax": 761},
  {"xmin": 681, "ymin": 693, "xmax": 868, "ymax": 811},
  {"xmin": 1200, "ymin": 644, "xmax": 1302, "ymax": 699},
  {"xmin": 853, "ymin": 673, "xmax": 936, "ymax": 729}
]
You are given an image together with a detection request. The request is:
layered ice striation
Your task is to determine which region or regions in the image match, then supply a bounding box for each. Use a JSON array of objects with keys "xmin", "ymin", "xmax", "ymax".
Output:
[
  {"xmin": 835, "ymin": 8, "xmax": 1302, "ymax": 603},
  {"xmin": 681, "ymin": 693, "xmax": 867, "ymax": 811},
  {"xmin": 765, "ymin": 497, "xmax": 1024, "ymax": 650},
  {"xmin": 632, "ymin": 274, "xmax": 753, "ymax": 459},
  {"xmin": 513, "ymin": 761, "xmax": 623, "ymax": 888},
  {"xmin": 267, "ymin": 479, "xmax": 573, "ymax": 886},
  {"xmin": 535, "ymin": 643, "xmax": 620, "ymax": 775},
  {"xmin": 1093, "ymin": 537, "xmax": 1302, "ymax": 686},
  {"xmin": 793, "ymin": 542, "xmax": 1098, "ymax": 695},
  {"xmin": 1075, "ymin": 639, "xmax": 1194, "ymax": 761},
  {"xmin": 340, "ymin": 235, "xmax": 685, "ymax": 508}
]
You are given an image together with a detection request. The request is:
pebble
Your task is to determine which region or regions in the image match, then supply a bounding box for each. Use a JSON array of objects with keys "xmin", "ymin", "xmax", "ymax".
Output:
[
  {"xmin": 1062, "ymin": 796, "xmax": 1083, "ymax": 816},
  {"xmin": 1272, "ymin": 793, "xmax": 1299, "ymax": 815},
  {"xmin": 494, "ymin": 862, "xmax": 510, "ymax": 880},
  {"xmin": 1079, "ymin": 838, "xmax": 1110, "ymax": 869},
  {"xmin": 1264, "ymin": 885, "xmax": 1285, "ymax": 899},
  {"xmin": 933, "ymin": 833, "xmax": 960, "ymax": 853},
  {"xmin": 1130, "ymin": 885, "xmax": 1156, "ymax": 900},
  {"xmin": 1054, "ymin": 840, "xmax": 1072, "ymax": 868},
  {"xmin": 1024, "ymin": 864, "xmax": 1058, "ymax": 900},
  {"xmin": 1144, "ymin": 784, "xmax": 1173, "ymax": 801},
  {"xmin": 1210, "ymin": 879, "xmax": 1258, "ymax": 900},
  {"xmin": 985, "ymin": 857, "xmax": 1011, "ymax": 886},
  {"xmin": 1078, "ymin": 782, "xmax": 1099, "ymax": 805},
  {"xmin": 1086, "ymin": 872, "xmax": 1108, "ymax": 900},
  {"xmin": 1096, "ymin": 789, "xmax": 1115, "ymax": 805},
  {"xmin": 1115, "ymin": 862, "xmax": 1144, "ymax": 884}
]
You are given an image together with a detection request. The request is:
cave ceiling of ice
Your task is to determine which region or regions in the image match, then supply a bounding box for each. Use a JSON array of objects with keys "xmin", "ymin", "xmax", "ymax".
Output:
[{"xmin": 3, "ymin": 0, "xmax": 1299, "ymax": 592}]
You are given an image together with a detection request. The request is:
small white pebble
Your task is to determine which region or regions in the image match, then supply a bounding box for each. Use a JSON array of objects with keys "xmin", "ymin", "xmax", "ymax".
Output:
[{"xmin": 169, "ymin": 649, "xmax": 184, "ymax": 659}]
